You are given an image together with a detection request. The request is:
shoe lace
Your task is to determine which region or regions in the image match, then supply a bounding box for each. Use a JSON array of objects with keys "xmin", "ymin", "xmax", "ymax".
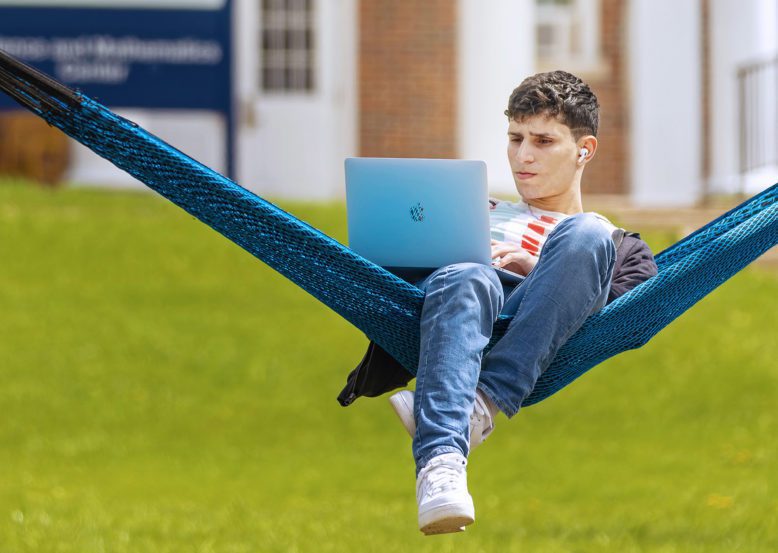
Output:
[{"xmin": 418, "ymin": 457, "xmax": 465, "ymax": 499}]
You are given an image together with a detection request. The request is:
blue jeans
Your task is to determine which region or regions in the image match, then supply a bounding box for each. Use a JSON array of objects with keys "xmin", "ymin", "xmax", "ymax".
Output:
[{"xmin": 412, "ymin": 214, "xmax": 616, "ymax": 472}]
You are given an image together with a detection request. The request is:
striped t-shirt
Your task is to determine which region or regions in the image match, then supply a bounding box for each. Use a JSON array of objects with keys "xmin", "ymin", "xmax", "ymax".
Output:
[{"xmin": 489, "ymin": 200, "xmax": 615, "ymax": 258}]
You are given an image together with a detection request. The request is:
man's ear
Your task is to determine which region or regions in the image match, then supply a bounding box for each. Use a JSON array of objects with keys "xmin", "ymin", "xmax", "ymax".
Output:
[{"xmin": 577, "ymin": 136, "xmax": 598, "ymax": 164}]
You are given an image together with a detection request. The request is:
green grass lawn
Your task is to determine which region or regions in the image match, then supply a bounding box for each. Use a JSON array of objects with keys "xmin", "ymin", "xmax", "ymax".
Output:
[{"xmin": 0, "ymin": 182, "xmax": 776, "ymax": 552}]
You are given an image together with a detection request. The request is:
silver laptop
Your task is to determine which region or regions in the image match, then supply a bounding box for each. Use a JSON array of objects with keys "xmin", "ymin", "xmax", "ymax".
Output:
[{"xmin": 345, "ymin": 157, "xmax": 524, "ymax": 285}]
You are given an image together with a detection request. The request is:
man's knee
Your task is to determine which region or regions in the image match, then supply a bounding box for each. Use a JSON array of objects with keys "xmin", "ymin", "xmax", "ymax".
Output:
[
  {"xmin": 424, "ymin": 262, "xmax": 502, "ymax": 298},
  {"xmin": 562, "ymin": 213, "xmax": 611, "ymax": 242},
  {"xmin": 453, "ymin": 261, "xmax": 501, "ymax": 282},
  {"xmin": 546, "ymin": 214, "xmax": 615, "ymax": 263},
  {"xmin": 430, "ymin": 262, "xmax": 498, "ymax": 285}
]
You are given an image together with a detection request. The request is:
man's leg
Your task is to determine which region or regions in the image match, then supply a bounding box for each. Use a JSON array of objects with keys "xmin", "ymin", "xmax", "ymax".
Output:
[
  {"xmin": 477, "ymin": 213, "xmax": 616, "ymax": 418},
  {"xmin": 412, "ymin": 262, "xmax": 504, "ymax": 471},
  {"xmin": 411, "ymin": 262, "xmax": 503, "ymax": 534}
]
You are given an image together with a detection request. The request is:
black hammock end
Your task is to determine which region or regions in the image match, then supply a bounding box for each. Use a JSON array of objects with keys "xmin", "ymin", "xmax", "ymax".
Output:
[{"xmin": 0, "ymin": 48, "xmax": 82, "ymax": 117}]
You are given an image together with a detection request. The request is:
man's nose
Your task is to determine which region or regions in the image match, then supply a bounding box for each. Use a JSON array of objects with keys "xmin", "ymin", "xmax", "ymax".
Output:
[{"xmin": 514, "ymin": 143, "xmax": 534, "ymax": 163}]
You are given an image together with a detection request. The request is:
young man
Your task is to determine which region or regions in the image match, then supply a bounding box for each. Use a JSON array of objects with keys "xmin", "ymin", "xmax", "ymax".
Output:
[{"xmin": 338, "ymin": 70, "xmax": 657, "ymax": 535}]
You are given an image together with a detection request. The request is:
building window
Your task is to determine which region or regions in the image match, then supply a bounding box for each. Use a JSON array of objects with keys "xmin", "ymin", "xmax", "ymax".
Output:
[
  {"xmin": 260, "ymin": 0, "xmax": 315, "ymax": 92},
  {"xmin": 536, "ymin": 0, "xmax": 601, "ymax": 72}
]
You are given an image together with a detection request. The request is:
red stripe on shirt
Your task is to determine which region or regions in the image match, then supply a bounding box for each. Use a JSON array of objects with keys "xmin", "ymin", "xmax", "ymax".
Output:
[
  {"xmin": 521, "ymin": 240, "xmax": 540, "ymax": 255},
  {"xmin": 527, "ymin": 222, "xmax": 546, "ymax": 235}
]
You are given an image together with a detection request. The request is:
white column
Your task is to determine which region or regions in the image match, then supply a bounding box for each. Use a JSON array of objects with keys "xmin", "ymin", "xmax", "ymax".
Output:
[
  {"xmin": 628, "ymin": 0, "xmax": 702, "ymax": 206},
  {"xmin": 709, "ymin": 0, "xmax": 778, "ymax": 195},
  {"xmin": 457, "ymin": 0, "xmax": 535, "ymax": 196}
]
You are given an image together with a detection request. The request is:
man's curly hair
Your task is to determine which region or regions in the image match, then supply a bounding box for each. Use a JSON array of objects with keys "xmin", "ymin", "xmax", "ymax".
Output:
[{"xmin": 505, "ymin": 70, "xmax": 600, "ymax": 139}]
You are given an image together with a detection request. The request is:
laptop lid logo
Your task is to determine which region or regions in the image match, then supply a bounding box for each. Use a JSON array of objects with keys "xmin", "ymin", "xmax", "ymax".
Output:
[{"xmin": 410, "ymin": 202, "xmax": 425, "ymax": 222}]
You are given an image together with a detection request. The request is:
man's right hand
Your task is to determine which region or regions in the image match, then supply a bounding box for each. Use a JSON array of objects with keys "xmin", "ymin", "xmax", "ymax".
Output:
[{"xmin": 490, "ymin": 240, "xmax": 538, "ymax": 276}]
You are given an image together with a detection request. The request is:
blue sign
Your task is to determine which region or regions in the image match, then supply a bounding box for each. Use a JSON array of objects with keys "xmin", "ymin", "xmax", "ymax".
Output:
[
  {"xmin": 0, "ymin": 0, "xmax": 234, "ymax": 174},
  {"xmin": 0, "ymin": 1, "xmax": 232, "ymax": 110}
]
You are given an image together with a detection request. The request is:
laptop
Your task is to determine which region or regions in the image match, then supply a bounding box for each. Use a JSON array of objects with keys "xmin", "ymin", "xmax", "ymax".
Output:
[{"xmin": 344, "ymin": 157, "xmax": 524, "ymax": 285}]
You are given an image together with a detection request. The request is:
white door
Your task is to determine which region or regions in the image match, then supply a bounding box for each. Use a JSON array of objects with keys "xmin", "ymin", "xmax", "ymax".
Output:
[{"xmin": 235, "ymin": 0, "xmax": 357, "ymax": 200}]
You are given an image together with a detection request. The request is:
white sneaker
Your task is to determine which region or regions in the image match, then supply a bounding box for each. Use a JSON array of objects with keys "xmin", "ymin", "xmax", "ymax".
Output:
[
  {"xmin": 389, "ymin": 390, "xmax": 495, "ymax": 449},
  {"xmin": 416, "ymin": 453, "xmax": 475, "ymax": 535}
]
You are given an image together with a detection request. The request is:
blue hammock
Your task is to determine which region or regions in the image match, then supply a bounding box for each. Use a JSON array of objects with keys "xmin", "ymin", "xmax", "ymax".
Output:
[{"xmin": 1, "ymin": 50, "xmax": 776, "ymax": 407}]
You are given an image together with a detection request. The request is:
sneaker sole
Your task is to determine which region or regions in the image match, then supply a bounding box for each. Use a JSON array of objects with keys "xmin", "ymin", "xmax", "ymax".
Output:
[
  {"xmin": 422, "ymin": 518, "xmax": 471, "ymax": 535},
  {"xmin": 388, "ymin": 392, "xmax": 416, "ymax": 437},
  {"xmin": 419, "ymin": 506, "xmax": 474, "ymax": 535},
  {"xmin": 419, "ymin": 504, "xmax": 475, "ymax": 536}
]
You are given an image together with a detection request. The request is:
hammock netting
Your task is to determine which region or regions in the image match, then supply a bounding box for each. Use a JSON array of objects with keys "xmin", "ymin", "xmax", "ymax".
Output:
[{"xmin": 1, "ymin": 50, "xmax": 776, "ymax": 407}]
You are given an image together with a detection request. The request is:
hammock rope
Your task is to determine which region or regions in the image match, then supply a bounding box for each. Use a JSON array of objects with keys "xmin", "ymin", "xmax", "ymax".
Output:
[{"xmin": 1, "ymin": 49, "xmax": 775, "ymax": 407}]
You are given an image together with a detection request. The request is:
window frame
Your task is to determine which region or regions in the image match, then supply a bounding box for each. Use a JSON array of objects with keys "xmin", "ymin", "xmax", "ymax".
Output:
[
  {"xmin": 535, "ymin": 0, "xmax": 604, "ymax": 75},
  {"xmin": 259, "ymin": 0, "xmax": 316, "ymax": 94}
]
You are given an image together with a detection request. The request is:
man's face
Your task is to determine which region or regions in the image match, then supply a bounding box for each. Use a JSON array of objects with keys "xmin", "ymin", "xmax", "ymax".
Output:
[{"xmin": 506, "ymin": 115, "xmax": 582, "ymax": 204}]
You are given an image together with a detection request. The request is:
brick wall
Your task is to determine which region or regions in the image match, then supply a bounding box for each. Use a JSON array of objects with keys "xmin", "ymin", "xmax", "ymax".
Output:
[
  {"xmin": 581, "ymin": 0, "xmax": 629, "ymax": 195},
  {"xmin": 357, "ymin": 0, "xmax": 632, "ymax": 194},
  {"xmin": 358, "ymin": 0, "xmax": 457, "ymax": 158}
]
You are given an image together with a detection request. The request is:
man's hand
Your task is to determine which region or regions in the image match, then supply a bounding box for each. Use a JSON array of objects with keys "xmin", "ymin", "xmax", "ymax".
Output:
[{"xmin": 491, "ymin": 240, "xmax": 538, "ymax": 276}]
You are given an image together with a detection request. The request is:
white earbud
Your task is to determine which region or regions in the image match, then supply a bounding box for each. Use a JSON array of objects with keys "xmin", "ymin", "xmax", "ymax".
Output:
[{"xmin": 578, "ymin": 147, "xmax": 589, "ymax": 163}]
